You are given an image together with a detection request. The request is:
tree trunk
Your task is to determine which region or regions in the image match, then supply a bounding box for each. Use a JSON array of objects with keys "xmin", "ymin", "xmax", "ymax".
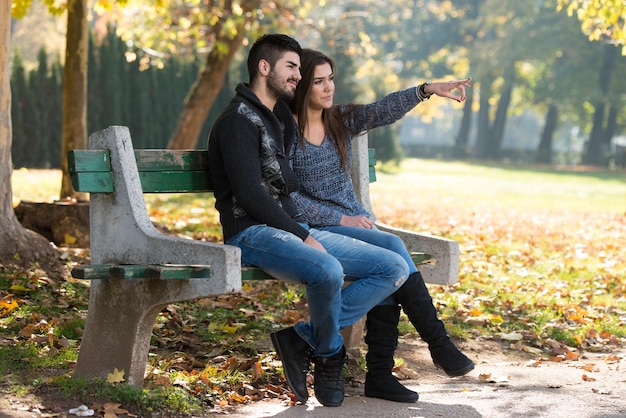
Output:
[
  {"xmin": 584, "ymin": 101, "xmax": 606, "ymax": 166},
  {"xmin": 59, "ymin": 0, "xmax": 88, "ymax": 200},
  {"xmin": 582, "ymin": 43, "xmax": 618, "ymax": 166},
  {"xmin": 489, "ymin": 81, "xmax": 513, "ymax": 159},
  {"xmin": 474, "ymin": 81, "xmax": 492, "ymax": 159},
  {"xmin": 452, "ymin": 86, "xmax": 474, "ymax": 159},
  {"xmin": 604, "ymin": 105, "xmax": 617, "ymax": 148},
  {"xmin": 167, "ymin": 0, "xmax": 262, "ymax": 150},
  {"xmin": 536, "ymin": 103, "xmax": 558, "ymax": 164},
  {"xmin": 0, "ymin": 2, "xmax": 56, "ymax": 264}
]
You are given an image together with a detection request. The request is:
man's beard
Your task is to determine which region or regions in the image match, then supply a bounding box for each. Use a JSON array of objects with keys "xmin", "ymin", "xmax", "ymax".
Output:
[{"xmin": 267, "ymin": 70, "xmax": 295, "ymax": 102}]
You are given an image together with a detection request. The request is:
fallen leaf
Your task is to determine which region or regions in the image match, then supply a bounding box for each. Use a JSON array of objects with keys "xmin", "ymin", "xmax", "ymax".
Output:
[
  {"xmin": 106, "ymin": 368, "xmax": 125, "ymax": 384},
  {"xmin": 497, "ymin": 331, "xmax": 523, "ymax": 341},
  {"xmin": 103, "ymin": 402, "xmax": 131, "ymax": 417},
  {"xmin": 64, "ymin": 233, "xmax": 77, "ymax": 245},
  {"xmin": 9, "ymin": 284, "xmax": 32, "ymax": 293}
]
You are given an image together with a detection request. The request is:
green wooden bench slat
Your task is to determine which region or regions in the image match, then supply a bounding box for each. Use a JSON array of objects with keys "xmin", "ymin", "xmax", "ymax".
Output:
[
  {"xmin": 411, "ymin": 252, "xmax": 434, "ymax": 265},
  {"xmin": 241, "ymin": 267, "xmax": 275, "ymax": 281},
  {"xmin": 369, "ymin": 167, "xmax": 376, "ymax": 182},
  {"xmin": 134, "ymin": 149, "xmax": 209, "ymax": 171},
  {"xmin": 70, "ymin": 172, "xmax": 115, "ymax": 193},
  {"xmin": 68, "ymin": 150, "xmax": 111, "ymax": 173},
  {"xmin": 68, "ymin": 150, "xmax": 209, "ymax": 173},
  {"xmin": 70, "ymin": 171, "xmax": 212, "ymax": 193},
  {"xmin": 72, "ymin": 264, "xmax": 114, "ymax": 280},
  {"xmin": 144, "ymin": 265, "xmax": 212, "ymax": 279},
  {"xmin": 368, "ymin": 148, "xmax": 375, "ymax": 165},
  {"xmin": 137, "ymin": 171, "xmax": 211, "ymax": 192},
  {"xmin": 72, "ymin": 264, "xmax": 268, "ymax": 281},
  {"xmin": 72, "ymin": 264, "xmax": 212, "ymax": 280}
]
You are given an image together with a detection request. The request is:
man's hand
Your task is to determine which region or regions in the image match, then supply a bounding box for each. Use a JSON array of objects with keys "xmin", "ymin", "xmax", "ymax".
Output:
[
  {"xmin": 340, "ymin": 215, "xmax": 374, "ymax": 229},
  {"xmin": 304, "ymin": 234, "xmax": 327, "ymax": 252},
  {"xmin": 425, "ymin": 77, "xmax": 472, "ymax": 103}
]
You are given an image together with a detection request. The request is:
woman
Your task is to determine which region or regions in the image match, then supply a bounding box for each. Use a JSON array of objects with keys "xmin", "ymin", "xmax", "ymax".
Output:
[{"xmin": 290, "ymin": 49, "xmax": 474, "ymax": 403}]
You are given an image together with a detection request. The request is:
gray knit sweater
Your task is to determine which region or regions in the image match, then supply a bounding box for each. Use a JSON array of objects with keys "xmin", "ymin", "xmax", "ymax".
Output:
[{"xmin": 291, "ymin": 87, "xmax": 423, "ymax": 226}]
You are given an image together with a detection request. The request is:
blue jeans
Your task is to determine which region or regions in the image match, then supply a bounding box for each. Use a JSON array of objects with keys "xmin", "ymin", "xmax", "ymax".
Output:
[
  {"xmin": 319, "ymin": 225, "xmax": 418, "ymax": 306},
  {"xmin": 227, "ymin": 224, "xmax": 408, "ymax": 358}
]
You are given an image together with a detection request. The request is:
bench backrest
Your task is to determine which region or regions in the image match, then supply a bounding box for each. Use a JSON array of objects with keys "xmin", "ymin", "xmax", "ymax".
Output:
[{"xmin": 68, "ymin": 149, "xmax": 376, "ymax": 194}]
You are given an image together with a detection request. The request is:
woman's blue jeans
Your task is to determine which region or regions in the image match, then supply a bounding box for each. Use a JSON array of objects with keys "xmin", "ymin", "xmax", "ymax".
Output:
[
  {"xmin": 319, "ymin": 225, "xmax": 418, "ymax": 306},
  {"xmin": 226, "ymin": 224, "xmax": 409, "ymax": 358}
]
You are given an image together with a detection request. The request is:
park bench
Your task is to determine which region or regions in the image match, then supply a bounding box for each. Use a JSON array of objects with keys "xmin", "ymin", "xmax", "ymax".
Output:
[{"xmin": 68, "ymin": 125, "xmax": 459, "ymax": 387}]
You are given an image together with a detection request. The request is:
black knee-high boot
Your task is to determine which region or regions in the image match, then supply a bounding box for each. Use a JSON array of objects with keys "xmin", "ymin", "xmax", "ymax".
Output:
[
  {"xmin": 364, "ymin": 305, "xmax": 419, "ymax": 403},
  {"xmin": 396, "ymin": 271, "xmax": 474, "ymax": 377}
]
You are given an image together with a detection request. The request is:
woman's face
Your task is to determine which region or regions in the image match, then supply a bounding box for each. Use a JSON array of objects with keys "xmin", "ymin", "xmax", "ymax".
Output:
[{"xmin": 307, "ymin": 62, "xmax": 335, "ymax": 111}]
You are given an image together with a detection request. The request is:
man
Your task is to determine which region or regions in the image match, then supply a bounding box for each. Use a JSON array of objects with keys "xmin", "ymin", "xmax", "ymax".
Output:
[{"xmin": 208, "ymin": 34, "xmax": 408, "ymax": 407}]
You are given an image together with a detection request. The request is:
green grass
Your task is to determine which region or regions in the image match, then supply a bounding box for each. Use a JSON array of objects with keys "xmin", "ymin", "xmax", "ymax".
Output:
[
  {"xmin": 377, "ymin": 159, "xmax": 625, "ymax": 213},
  {"xmin": 11, "ymin": 168, "xmax": 62, "ymax": 206}
]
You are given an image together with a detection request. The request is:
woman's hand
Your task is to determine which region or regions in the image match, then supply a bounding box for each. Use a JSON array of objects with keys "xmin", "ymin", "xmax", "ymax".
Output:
[
  {"xmin": 340, "ymin": 215, "xmax": 374, "ymax": 229},
  {"xmin": 304, "ymin": 234, "xmax": 327, "ymax": 252},
  {"xmin": 425, "ymin": 77, "xmax": 472, "ymax": 103}
]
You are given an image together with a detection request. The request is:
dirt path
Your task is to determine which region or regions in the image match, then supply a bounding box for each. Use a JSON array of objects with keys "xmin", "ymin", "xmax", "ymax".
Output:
[{"xmin": 228, "ymin": 337, "xmax": 625, "ymax": 418}]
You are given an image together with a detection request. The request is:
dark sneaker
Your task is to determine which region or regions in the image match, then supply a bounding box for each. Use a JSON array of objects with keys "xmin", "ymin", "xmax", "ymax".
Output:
[
  {"xmin": 313, "ymin": 347, "xmax": 346, "ymax": 407},
  {"xmin": 270, "ymin": 327, "xmax": 312, "ymax": 403},
  {"xmin": 430, "ymin": 339, "xmax": 475, "ymax": 377}
]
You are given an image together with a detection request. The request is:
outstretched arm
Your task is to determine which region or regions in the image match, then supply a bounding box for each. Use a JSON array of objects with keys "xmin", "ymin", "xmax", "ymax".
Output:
[{"xmin": 422, "ymin": 77, "xmax": 472, "ymax": 103}]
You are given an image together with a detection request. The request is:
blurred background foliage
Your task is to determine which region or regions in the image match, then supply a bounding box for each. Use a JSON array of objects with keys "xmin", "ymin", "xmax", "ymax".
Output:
[{"xmin": 9, "ymin": 0, "xmax": 626, "ymax": 167}]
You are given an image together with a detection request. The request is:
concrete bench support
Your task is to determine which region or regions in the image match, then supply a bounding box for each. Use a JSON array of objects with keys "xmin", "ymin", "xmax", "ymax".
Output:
[{"xmin": 73, "ymin": 127, "xmax": 242, "ymax": 386}]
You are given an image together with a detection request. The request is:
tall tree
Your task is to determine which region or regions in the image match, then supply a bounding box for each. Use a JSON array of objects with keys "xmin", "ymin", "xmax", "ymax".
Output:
[
  {"xmin": 582, "ymin": 43, "xmax": 621, "ymax": 165},
  {"xmin": 536, "ymin": 103, "xmax": 558, "ymax": 164},
  {"xmin": 59, "ymin": 0, "xmax": 89, "ymax": 200},
  {"xmin": 166, "ymin": 0, "xmax": 261, "ymax": 149},
  {"xmin": 1, "ymin": 1, "xmax": 56, "ymax": 264}
]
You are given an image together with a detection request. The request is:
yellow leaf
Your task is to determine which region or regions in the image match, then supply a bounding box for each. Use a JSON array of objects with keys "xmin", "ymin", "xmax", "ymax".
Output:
[
  {"xmin": 220, "ymin": 324, "xmax": 239, "ymax": 334},
  {"xmin": 64, "ymin": 233, "xmax": 77, "ymax": 245},
  {"xmin": 490, "ymin": 314, "xmax": 504, "ymax": 324},
  {"xmin": 107, "ymin": 368, "xmax": 126, "ymax": 384},
  {"xmin": 9, "ymin": 284, "xmax": 31, "ymax": 292},
  {"xmin": 574, "ymin": 334, "xmax": 583, "ymax": 346}
]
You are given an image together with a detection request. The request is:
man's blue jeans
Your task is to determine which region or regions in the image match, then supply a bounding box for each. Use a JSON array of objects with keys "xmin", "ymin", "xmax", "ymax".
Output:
[{"xmin": 226, "ymin": 224, "xmax": 409, "ymax": 358}]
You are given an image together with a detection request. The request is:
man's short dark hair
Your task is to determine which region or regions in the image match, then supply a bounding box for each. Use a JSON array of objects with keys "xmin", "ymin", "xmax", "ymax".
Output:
[{"xmin": 247, "ymin": 34, "xmax": 302, "ymax": 83}]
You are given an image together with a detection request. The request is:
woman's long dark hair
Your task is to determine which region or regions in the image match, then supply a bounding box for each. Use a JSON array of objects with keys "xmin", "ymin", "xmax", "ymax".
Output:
[{"xmin": 290, "ymin": 49, "xmax": 359, "ymax": 171}]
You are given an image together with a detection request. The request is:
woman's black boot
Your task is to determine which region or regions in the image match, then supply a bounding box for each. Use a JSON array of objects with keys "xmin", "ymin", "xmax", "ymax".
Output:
[
  {"xmin": 396, "ymin": 271, "xmax": 475, "ymax": 377},
  {"xmin": 364, "ymin": 305, "xmax": 419, "ymax": 403}
]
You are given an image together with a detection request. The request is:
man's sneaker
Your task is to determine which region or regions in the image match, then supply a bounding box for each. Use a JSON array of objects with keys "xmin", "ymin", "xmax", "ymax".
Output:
[
  {"xmin": 313, "ymin": 346, "xmax": 346, "ymax": 407},
  {"xmin": 270, "ymin": 327, "xmax": 312, "ymax": 403}
]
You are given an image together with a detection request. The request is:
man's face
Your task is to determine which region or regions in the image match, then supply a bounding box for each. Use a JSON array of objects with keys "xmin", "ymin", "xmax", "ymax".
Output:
[{"xmin": 266, "ymin": 51, "xmax": 302, "ymax": 101}]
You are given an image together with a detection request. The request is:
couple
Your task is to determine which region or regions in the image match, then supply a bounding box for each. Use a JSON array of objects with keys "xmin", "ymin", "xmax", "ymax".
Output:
[{"xmin": 207, "ymin": 34, "xmax": 473, "ymax": 407}]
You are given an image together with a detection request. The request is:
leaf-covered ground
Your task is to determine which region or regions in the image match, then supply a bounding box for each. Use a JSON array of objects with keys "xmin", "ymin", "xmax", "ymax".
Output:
[{"xmin": 2, "ymin": 161, "xmax": 625, "ymax": 416}]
